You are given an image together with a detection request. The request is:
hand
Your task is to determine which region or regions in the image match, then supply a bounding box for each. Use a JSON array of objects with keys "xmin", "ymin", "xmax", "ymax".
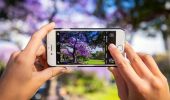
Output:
[
  {"xmin": 108, "ymin": 43, "xmax": 170, "ymax": 100},
  {"xmin": 0, "ymin": 22, "xmax": 69, "ymax": 100}
]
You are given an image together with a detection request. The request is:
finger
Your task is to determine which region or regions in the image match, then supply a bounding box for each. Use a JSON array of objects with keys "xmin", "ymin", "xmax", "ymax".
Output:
[
  {"xmin": 24, "ymin": 22, "xmax": 55, "ymax": 55},
  {"xmin": 36, "ymin": 45, "xmax": 46, "ymax": 56},
  {"xmin": 138, "ymin": 53, "xmax": 163, "ymax": 77},
  {"xmin": 34, "ymin": 58, "xmax": 45, "ymax": 71},
  {"xmin": 36, "ymin": 67, "xmax": 68, "ymax": 83},
  {"xmin": 36, "ymin": 45, "xmax": 48, "ymax": 69},
  {"xmin": 108, "ymin": 44, "xmax": 142, "ymax": 85},
  {"xmin": 125, "ymin": 42, "xmax": 153, "ymax": 78},
  {"xmin": 39, "ymin": 56, "xmax": 49, "ymax": 69},
  {"xmin": 34, "ymin": 57, "xmax": 48, "ymax": 72},
  {"xmin": 10, "ymin": 51, "xmax": 21, "ymax": 59},
  {"xmin": 108, "ymin": 67, "xmax": 128, "ymax": 100}
]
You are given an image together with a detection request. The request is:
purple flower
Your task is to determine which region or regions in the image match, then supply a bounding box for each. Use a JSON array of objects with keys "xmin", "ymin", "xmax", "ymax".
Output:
[
  {"xmin": 24, "ymin": 0, "xmax": 49, "ymax": 20},
  {"xmin": 0, "ymin": 0, "xmax": 5, "ymax": 9},
  {"xmin": 75, "ymin": 42, "xmax": 91, "ymax": 57},
  {"xmin": 76, "ymin": 67, "xmax": 112, "ymax": 81}
]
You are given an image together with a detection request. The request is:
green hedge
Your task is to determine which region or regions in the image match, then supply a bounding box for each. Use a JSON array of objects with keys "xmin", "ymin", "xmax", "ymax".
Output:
[{"xmin": 58, "ymin": 70, "xmax": 104, "ymax": 95}]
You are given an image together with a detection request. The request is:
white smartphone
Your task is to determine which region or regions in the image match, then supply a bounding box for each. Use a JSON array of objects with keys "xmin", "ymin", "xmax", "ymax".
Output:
[{"xmin": 47, "ymin": 28, "xmax": 125, "ymax": 67}]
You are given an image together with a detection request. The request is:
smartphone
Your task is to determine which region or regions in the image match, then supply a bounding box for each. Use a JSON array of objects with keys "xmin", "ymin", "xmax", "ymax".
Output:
[{"xmin": 47, "ymin": 28, "xmax": 125, "ymax": 67}]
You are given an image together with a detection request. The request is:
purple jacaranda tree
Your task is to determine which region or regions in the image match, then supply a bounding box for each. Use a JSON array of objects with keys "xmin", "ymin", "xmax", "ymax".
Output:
[
  {"xmin": 0, "ymin": 0, "xmax": 107, "ymax": 66},
  {"xmin": 0, "ymin": 0, "xmax": 55, "ymax": 34},
  {"xmin": 60, "ymin": 32, "xmax": 91, "ymax": 63},
  {"xmin": 0, "ymin": 0, "xmax": 125, "ymax": 83}
]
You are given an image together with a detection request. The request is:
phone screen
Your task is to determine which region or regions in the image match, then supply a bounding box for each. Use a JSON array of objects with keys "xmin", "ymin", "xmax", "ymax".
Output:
[{"xmin": 56, "ymin": 31, "xmax": 116, "ymax": 65}]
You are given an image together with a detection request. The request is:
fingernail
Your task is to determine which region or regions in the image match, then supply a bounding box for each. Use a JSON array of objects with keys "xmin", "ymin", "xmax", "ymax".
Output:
[
  {"xmin": 108, "ymin": 44, "xmax": 116, "ymax": 50},
  {"xmin": 61, "ymin": 69, "xmax": 67, "ymax": 73},
  {"xmin": 125, "ymin": 41, "xmax": 130, "ymax": 45},
  {"xmin": 66, "ymin": 67, "xmax": 73, "ymax": 73},
  {"xmin": 60, "ymin": 67, "xmax": 68, "ymax": 72},
  {"xmin": 57, "ymin": 67, "xmax": 66, "ymax": 72}
]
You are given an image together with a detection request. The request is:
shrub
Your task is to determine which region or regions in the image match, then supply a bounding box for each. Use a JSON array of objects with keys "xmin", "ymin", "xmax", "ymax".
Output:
[{"xmin": 57, "ymin": 70, "xmax": 104, "ymax": 95}]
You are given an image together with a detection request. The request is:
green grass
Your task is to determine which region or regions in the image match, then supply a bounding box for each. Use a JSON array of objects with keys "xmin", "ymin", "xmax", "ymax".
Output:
[
  {"xmin": 67, "ymin": 84, "xmax": 119, "ymax": 100},
  {"xmin": 85, "ymin": 59, "xmax": 105, "ymax": 64},
  {"xmin": 85, "ymin": 84, "xmax": 119, "ymax": 100}
]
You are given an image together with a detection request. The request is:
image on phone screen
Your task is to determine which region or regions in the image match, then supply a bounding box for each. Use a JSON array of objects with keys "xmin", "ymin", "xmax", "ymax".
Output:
[{"xmin": 56, "ymin": 31, "xmax": 116, "ymax": 65}]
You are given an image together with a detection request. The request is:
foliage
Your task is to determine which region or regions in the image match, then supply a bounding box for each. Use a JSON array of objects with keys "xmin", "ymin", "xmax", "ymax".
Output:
[
  {"xmin": 86, "ymin": 84, "xmax": 119, "ymax": 100},
  {"xmin": 0, "ymin": 0, "xmax": 48, "ymax": 20},
  {"xmin": 60, "ymin": 32, "xmax": 91, "ymax": 63},
  {"xmin": 126, "ymin": 0, "xmax": 170, "ymax": 50},
  {"xmin": 58, "ymin": 70, "xmax": 104, "ymax": 95},
  {"xmin": 58, "ymin": 70, "xmax": 119, "ymax": 100},
  {"xmin": 60, "ymin": 31, "xmax": 105, "ymax": 64},
  {"xmin": 117, "ymin": 0, "xmax": 170, "ymax": 49},
  {"xmin": 91, "ymin": 51, "xmax": 105, "ymax": 60},
  {"xmin": 128, "ymin": 0, "xmax": 168, "ymax": 28}
]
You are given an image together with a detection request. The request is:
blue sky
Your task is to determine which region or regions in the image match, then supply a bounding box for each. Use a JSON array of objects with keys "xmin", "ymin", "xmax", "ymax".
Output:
[{"xmin": 104, "ymin": 0, "xmax": 135, "ymax": 12}]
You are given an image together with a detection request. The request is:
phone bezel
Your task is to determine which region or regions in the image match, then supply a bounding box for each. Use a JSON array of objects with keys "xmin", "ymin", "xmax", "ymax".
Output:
[{"xmin": 47, "ymin": 28, "xmax": 125, "ymax": 67}]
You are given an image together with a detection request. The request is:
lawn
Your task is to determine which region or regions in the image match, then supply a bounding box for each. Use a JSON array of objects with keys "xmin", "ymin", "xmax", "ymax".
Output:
[
  {"xmin": 86, "ymin": 84, "xmax": 119, "ymax": 100},
  {"xmin": 85, "ymin": 59, "xmax": 105, "ymax": 64},
  {"xmin": 67, "ymin": 84, "xmax": 119, "ymax": 100}
]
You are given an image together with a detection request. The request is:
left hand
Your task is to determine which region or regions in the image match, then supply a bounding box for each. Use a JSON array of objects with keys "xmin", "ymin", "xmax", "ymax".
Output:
[{"xmin": 0, "ymin": 22, "xmax": 69, "ymax": 100}]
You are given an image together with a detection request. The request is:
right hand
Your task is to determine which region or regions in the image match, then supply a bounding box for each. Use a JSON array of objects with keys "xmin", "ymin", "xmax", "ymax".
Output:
[{"xmin": 108, "ymin": 43, "xmax": 170, "ymax": 100}]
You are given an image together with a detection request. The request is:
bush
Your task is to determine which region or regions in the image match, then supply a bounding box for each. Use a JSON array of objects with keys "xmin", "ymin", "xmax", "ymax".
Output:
[
  {"xmin": 57, "ymin": 70, "xmax": 104, "ymax": 95},
  {"xmin": 91, "ymin": 51, "xmax": 105, "ymax": 60}
]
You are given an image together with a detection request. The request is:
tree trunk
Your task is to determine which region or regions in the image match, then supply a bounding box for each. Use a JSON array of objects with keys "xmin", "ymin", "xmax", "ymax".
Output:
[
  {"xmin": 48, "ymin": 0, "xmax": 57, "ymax": 22},
  {"xmin": 165, "ymin": 35, "xmax": 170, "ymax": 66},
  {"xmin": 163, "ymin": 33, "xmax": 170, "ymax": 65},
  {"xmin": 163, "ymin": 34, "xmax": 170, "ymax": 51},
  {"xmin": 73, "ymin": 38, "xmax": 78, "ymax": 63},
  {"xmin": 166, "ymin": 35, "xmax": 170, "ymax": 51}
]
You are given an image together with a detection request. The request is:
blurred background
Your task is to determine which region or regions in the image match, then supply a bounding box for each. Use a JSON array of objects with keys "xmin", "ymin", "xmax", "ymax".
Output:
[{"xmin": 0, "ymin": 0, "xmax": 170, "ymax": 100}]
